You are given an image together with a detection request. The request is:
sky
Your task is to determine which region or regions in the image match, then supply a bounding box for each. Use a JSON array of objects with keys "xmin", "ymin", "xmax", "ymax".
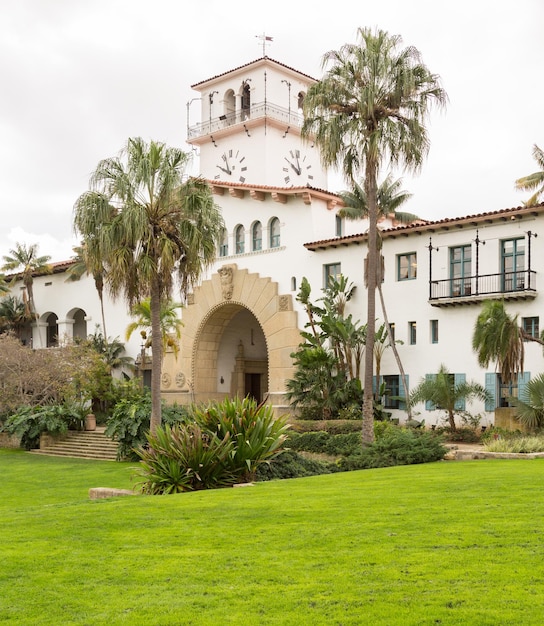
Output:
[{"xmin": 0, "ymin": 0, "xmax": 542, "ymax": 264}]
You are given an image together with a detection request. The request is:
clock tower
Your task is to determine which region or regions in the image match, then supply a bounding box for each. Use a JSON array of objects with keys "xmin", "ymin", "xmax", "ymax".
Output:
[{"xmin": 186, "ymin": 56, "xmax": 328, "ymax": 189}]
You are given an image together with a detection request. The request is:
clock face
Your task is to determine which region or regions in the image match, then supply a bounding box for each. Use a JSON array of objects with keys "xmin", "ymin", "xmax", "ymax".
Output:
[
  {"xmin": 214, "ymin": 149, "xmax": 248, "ymax": 183},
  {"xmin": 282, "ymin": 149, "xmax": 314, "ymax": 185}
]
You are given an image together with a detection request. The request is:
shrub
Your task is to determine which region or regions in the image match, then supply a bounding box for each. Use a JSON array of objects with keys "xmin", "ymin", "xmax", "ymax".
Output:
[
  {"xmin": 437, "ymin": 426, "xmax": 481, "ymax": 443},
  {"xmin": 192, "ymin": 397, "xmax": 289, "ymax": 482},
  {"xmin": 135, "ymin": 424, "xmax": 237, "ymax": 494},
  {"xmin": 255, "ymin": 450, "xmax": 335, "ymax": 481},
  {"xmin": 483, "ymin": 433, "xmax": 544, "ymax": 453},
  {"xmin": 337, "ymin": 428, "xmax": 447, "ymax": 471},
  {"xmin": 106, "ymin": 392, "xmax": 191, "ymax": 460},
  {"xmin": 288, "ymin": 431, "xmax": 362, "ymax": 456},
  {"xmin": 290, "ymin": 419, "xmax": 363, "ymax": 434},
  {"xmin": 2, "ymin": 404, "xmax": 85, "ymax": 450}
]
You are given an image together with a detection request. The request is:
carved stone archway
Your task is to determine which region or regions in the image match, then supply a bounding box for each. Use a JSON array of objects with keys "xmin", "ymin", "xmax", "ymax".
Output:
[{"xmin": 162, "ymin": 264, "xmax": 301, "ymax": 416}]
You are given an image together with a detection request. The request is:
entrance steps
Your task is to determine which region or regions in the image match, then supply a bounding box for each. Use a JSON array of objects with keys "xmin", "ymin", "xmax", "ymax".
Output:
[{"xmin": 30, "ymin": 427, "xmax": 119, "ymax": 461}]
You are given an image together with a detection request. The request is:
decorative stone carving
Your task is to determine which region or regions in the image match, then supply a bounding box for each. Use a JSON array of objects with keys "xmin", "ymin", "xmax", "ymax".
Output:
[
  {"xmin": 175, "ymin": 371, "xmax": 186, "ymax": 389},
  {"xmin": 161, "ymin": 372, "xmax": 172, "ymax": 388},
  {"xmin": 187, "ymin": 293, "xmax": 194, "ymax": 305},
  {"xmin": 279, "ymin": 295, "xmax": 290, "ymax": 311},
  {"xmin": 218, "ymin": 265, "xmax": 234, "ymax": 300}
]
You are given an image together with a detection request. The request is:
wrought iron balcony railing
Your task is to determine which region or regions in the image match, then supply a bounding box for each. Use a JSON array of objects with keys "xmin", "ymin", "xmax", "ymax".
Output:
[
  {"xmin": 429, "ymin": 270, "xmax": 537, "ymax": 301},
  {"xmin": 187, "ymin": 101, "xmax": 303, "ymax": 140}
]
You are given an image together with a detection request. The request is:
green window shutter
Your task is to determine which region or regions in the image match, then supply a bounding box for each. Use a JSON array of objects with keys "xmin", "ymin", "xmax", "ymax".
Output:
[
  {"xmin": 398, "ymin": 374, "xmax": 409, "ymax": 410},
  {"xmin": 425, "ymin": 374, "xmax": 436, "ymax": 411},
  {"xmin": 518, "ymin": 372, "xmax": 530, "ymax": 403},
  {"xmin": 454, "ymin": 373, "xmax": 466, "ymax": 411},
  {"xmin": 485, "ymin": 373, "xmax": 496, "ymax": 412}
]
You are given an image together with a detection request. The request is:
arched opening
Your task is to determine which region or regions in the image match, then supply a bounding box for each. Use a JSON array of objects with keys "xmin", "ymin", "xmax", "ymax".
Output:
[
  {"xmin": 219, "ymin": 228, "xmax": 229, "ymax": 257},
  {"xmin": 224, "ymin": 89, "xmax": 235, "ymax": 125},
  {"xmin": 71, "ymin": 308, "xmax": 88, "ymax": 340},
  {"xmin": 297, "ymin": 91, "xmax": 305, "ymax": 115},
  {"xmin": 241, "ymin": 81, "xmax": 251, "ymax": 121},
  {"xmin": 46, "ymin": 313, "xmax": 58, "ymax": 347},
  {"xmin": 235, "ymin": 224, "xmax": 245, "ymax": 254}
]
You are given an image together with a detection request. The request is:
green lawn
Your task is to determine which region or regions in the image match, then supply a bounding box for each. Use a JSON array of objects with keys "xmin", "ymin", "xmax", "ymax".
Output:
[{"xmin": 1, "ymin": 449, "xmax": 544, "ymax": 625}]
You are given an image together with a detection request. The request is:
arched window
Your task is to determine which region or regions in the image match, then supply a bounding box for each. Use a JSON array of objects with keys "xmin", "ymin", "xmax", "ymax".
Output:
[
  {"xmin": 269, "ymin": 217, "xmax": 280, "ymax": 248},
  {"xmin": 297, "ymin": 91, "xmax": 305, "ymax": 114},
  {"xmin": 46, "ymin": 313, "xmax": 58, "ymax": 347},
  {"xmin": 219, "ymin": 228, "xmax": 228, "ymax": 257},
  {"xmin": 252, "ymin": 221, "xmax": 262, "ymax": 251},
  {"xmin": 235, "ymin": 225, "xmax": 245, "ymax": 254}
]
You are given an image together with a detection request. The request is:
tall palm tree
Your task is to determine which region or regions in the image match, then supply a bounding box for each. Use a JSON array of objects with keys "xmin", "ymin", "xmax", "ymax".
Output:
[
  {"xmin": 74, "ymin": 137, "xmax": 224, "ymax": 432},
  {"xmin": 1, "ymin": 242, "xmax": 52, "ymax": 322},
  {"xmin": 515, "ymin": 144, "xmax": 544, "ymax": 207},
  {"xmin": 126, "ymin": 297, "xmax": 183, "ymax": 360},
  {"xmin": 472, "ymin": 299, "xmax": 544, "ymax": 385},
  {"xmin": 409, "ymin": 364, "xmax": 490, "ymax": 431},
  {"xmin": 66, "ymin": 244, "xmax": 108, "ymax": 340},
  {"xmin": 338, "ymin": 174, "xmax": 421, "ymax": 225},
  {"xmin": 0, "ymin": 274, "xmax": 9, "ymax": 295},
  {"xmin": 339, "ymin": 176, "xmax": 416, "ymax": 418},
  {"xmin": 302, "ymin": 28, "xmax": 447, "ymax": 441}
]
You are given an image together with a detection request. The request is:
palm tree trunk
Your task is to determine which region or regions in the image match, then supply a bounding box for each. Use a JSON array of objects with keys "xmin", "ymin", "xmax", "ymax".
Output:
[
  {"xmin": 150, "ymin": 279, "xmax": 163, "ymax": 434},
  {"xmin": 377, "ymin": 281, "xmax": 412, "ymax": 419},
  {"xmin": 362, "ymin": 164, "xmax": 378, "ymax": 444}
]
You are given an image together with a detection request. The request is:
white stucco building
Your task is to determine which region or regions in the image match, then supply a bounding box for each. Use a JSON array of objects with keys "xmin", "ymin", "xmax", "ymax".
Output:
[{"xmin": 7, "ymin": 54, "xmax": 543, "ymax": 426}]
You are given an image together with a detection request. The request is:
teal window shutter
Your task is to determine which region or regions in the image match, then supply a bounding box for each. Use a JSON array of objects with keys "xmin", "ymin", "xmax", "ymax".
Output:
[
  {"xmin": 425, "ymin": 374, "xmax": 436, "ymax": 410},
  {"xmin": 518, "ymin": 372, "xmax": 530, "ymax": 403},
  {"xmin": 485, "ymin": 373, "xmax": 496, "ymax": 411},
  {"xmin": 454, "ymin": 373, "xmax": 466, "ymax": 411}
]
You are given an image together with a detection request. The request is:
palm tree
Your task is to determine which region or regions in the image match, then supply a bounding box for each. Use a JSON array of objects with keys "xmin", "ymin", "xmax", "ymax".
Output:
[
  {"xmin": 1, "ymin": 242, "xmax": 52, "ymax": 322},
  {"xmin": 472, "ymin": 300, "xmax": 544, "ymax": 386},
  {"xmin": 338, "ymin": 174, "xmax": 421, "ymax": 225},
  {"xmin": 0, "ymin": 274, "xmax": 9, "ymax": 295},
  {"xmin": 66, "ymin": 244, "xmax": 108, "ymax": 339},
  {"xmin": 410, "ymin": 364, "xmax": 491, "ymax": 431},
  {"xmin": 302, "ymin": 29, "xmax": 446, "ymax": 442},
  {"xmin": 126, "ymin": 297, "xmax": 183, "ymax": 360},
  {"xmin": 515, "ymin": 144, "xmax": 544, "ymax": 207},
  {"xmin": 339, "ymin": 176, "xmax": 416, "ymax": 418},
  {"xmin": 74, "ymin": 137, "xmax": 224, "ymax": 432},
  {"xmin": 512, "ymin": 373, "xmax": 544, "ymax": 430},
  {"xmin": 0, "ymin": 295, "xmax": 33, "ymax": 338}
]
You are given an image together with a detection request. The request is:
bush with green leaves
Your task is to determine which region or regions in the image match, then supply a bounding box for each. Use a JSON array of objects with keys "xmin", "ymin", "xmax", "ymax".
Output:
[
  {"xmin": 255, "ymin": 449, "xmax": 336, "ymax": 481},
  {"xmin": 288, "ymin": 431, "xmax": 362, "ymax": 456},
  {"xmin": 135, "ymin": 424, "xmax": 237, "ymax": 493},
  {"xmin": 192, "ymin": 397, "xmax": 290, "ymax": 482},
  {"xmin": 337, "ymin": 428, "xmax": 447, "ymax": 471},
  {"xmin": 105, "ymin": 391, "xmax": 191, "ymax": 460},
  {"xmin": 2, "ymin": 404, "xmax": 85, "ymax": 450},
  {"xmin": 483, "ymin": 434, "xmax": 544, "ymax": 453}
]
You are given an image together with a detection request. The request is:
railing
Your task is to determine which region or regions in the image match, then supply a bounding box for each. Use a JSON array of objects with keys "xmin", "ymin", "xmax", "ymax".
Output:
[
  {"xmin": 430, "ymin": 270, "xmax": 537, "ymax": 300},
  {"xmin": 187, "ymin": 101, "xmax": 303, "ymax": 139}
]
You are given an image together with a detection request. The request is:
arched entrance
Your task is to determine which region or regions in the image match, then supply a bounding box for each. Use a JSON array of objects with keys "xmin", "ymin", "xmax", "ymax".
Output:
[{"xmin": 162, "ymin": 264, "xmax": 302, "ymax": 416}]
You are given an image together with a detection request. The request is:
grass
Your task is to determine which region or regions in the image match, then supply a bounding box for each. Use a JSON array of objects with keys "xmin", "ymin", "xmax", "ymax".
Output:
[{"xmin": 2, "ymin": 449, "xmax": 544, "ymax": 625}]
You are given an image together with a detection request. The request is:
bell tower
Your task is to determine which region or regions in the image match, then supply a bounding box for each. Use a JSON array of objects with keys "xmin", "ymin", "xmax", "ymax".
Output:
[{"xmin": 186, "ymin": 56, "xmax": 328, "ymax": 189}]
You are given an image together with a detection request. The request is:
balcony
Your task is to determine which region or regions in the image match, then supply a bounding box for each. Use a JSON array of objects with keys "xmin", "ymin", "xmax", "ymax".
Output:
[
  {"xmin": 429, "ymin": 270, "xmax": 537, "ymax": 307},
  {"xmin": 187, "ymin": 101, "xmax": 303, "ymax": 140}
]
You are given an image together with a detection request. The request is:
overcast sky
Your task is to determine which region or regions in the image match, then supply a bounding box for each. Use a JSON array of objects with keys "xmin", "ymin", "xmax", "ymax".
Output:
[{"xmin": 1, "ymin": 0, "xmax": 542, "ymax": 264}]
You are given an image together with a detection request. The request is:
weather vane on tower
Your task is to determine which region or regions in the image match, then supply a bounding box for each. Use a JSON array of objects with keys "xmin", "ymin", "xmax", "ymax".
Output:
[{"xmin": 255, "ymin": 33, "xmax": 273, "ymax": 56}]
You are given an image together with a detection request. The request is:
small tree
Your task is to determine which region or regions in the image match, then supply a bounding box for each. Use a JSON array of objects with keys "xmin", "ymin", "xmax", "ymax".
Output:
[
  {"xmin": 515, "ymin": 144, "xmax": 544, "ymax": 207},
  {"xmin": 512, "ymin": 373, "xmax": 544, "ymax": 431},
  {"xmin": 409, "ymin": 364, "xmax": 491, "ymax": 431}
]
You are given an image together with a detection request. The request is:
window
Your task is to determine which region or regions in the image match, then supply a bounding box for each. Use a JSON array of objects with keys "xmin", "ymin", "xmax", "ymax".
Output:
[
  {"xmin": 389, "ymin": 323, "xmax": 395, "ymax": 342},
  {"xmin": 485, "ymin": 372, "xmax": 530, "ymax": 410},
  {"xmin": 522, "ymin": 316, "xmax": 539, "ymax": 339},
  {"xmin": 269, "ymin": 217, "xmax": 280, "ymax": 248},
  {"xmin": 430, "ymin": 319, "xmax": 439, "ymax": 344},
  {"xmin": 219, "ymin": 228, "xmax": 228, "ymax": 257},
  {"xmin": 409, "ymin": 321, "xmax": 417, "ymax": 345},
  {"xmin": 235, "ymin": 225, "xmax": 245, "ymax": 254},
  {"xmin": 335, "ymin": 215, "xmax": 344, "ymax": 237},
  {"xmin": 501, "ymin": 238, "xmax": 525, "ymax": 292},
  {"xmin": 291, "ymin": 277, "xmax": 297, "ymax": 291},
  {"xmin": 252, "ymin": 222, "xmax": 262, "ymax": 251},
  {"xmin": 324, "ymin": 263, "xmax": 341, "ymax": 287},
  {"xmin": 398, "ymin": 253, "xmax": 417, "ymax": 280},
  {"xmin": 382, "ymin": 375, "xmax": 408, "ymax": 410},
  {"xmin": 450, "ymin": 245, "xmax": 471, "ymax": 296}
]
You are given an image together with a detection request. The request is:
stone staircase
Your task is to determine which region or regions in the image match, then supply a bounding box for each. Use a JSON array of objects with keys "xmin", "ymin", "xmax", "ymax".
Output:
[{"xmin": 30, "ymin": 427, "xmax": 119, "ymax": 461}]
